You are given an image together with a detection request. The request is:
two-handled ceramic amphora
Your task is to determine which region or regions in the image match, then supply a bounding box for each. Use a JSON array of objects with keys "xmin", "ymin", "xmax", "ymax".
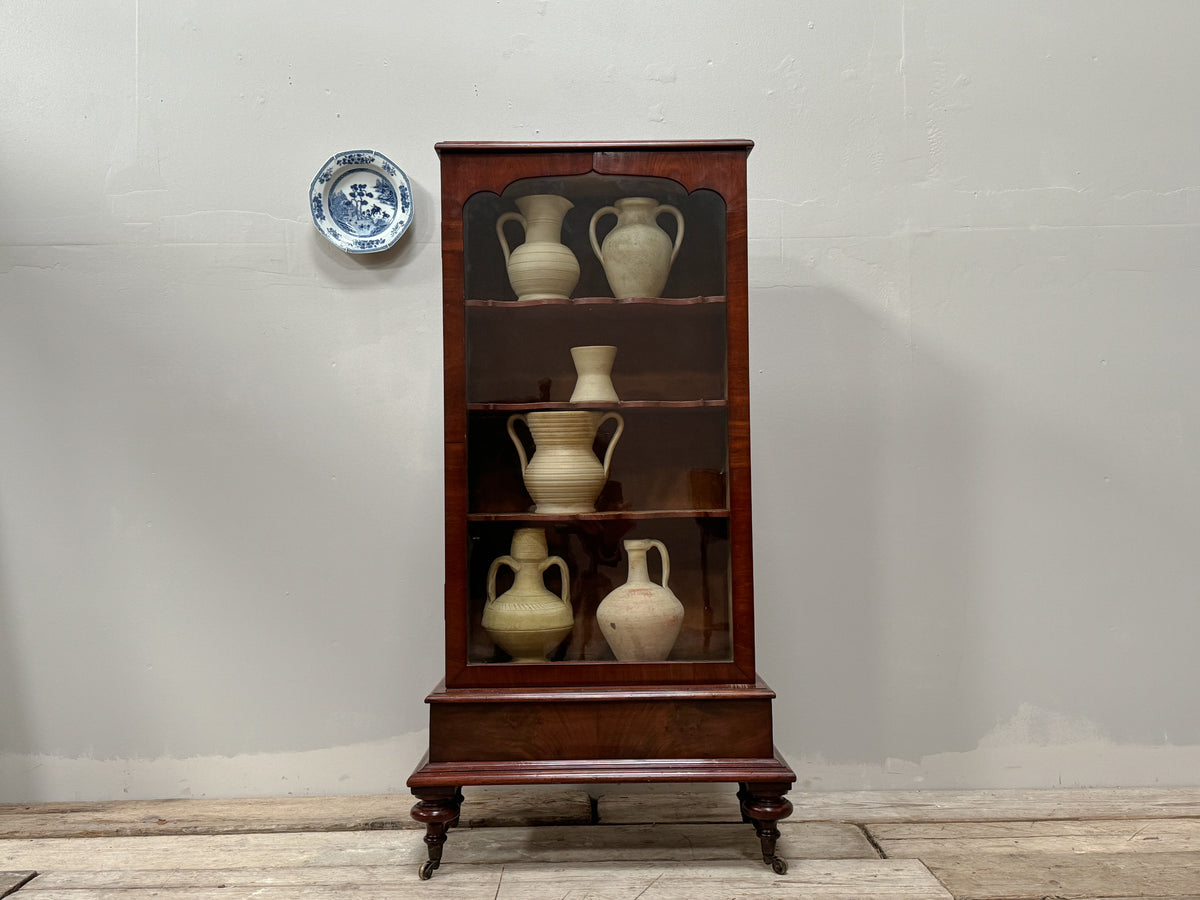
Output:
[
  {"xmin": 506, "ymin": 410, "xmax": 624, "ymax": 514},
  {"xmin": 482, "ymin": 528, "xmax": 574, "ymax": 662}
]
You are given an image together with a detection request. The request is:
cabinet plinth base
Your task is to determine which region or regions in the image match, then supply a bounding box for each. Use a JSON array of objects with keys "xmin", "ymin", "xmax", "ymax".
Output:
[{"xmin": 407, "ymin": 680, "xmax": 795, "ymax": 878}]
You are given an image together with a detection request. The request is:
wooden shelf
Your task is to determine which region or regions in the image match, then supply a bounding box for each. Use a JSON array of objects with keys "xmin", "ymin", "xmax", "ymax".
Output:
[
  {"xmin": 466, "ymin": 295, "xmax": 726, "ymax": 308},
  {"xmin": 469, "ymin": 399, "xmax": 726, "ymax": 411},
  {"xmin": 468, "ymin": 508, "xmax": 730, "ymax": 523}
]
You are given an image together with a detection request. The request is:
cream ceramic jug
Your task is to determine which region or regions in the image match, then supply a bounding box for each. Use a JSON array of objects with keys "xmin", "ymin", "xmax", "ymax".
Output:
[
  {"xmin": 497, "ymin": 194, "xmax": 580, "ymax": 301},
  {"xmin": 595, "ymin": 538, "xmax": 684, "ymax": 661}
]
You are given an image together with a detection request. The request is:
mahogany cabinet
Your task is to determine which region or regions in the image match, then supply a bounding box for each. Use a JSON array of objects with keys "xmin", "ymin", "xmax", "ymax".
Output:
[{"xmin": 407, "ymin": 141, "xmax": 793, "ymax": 878}]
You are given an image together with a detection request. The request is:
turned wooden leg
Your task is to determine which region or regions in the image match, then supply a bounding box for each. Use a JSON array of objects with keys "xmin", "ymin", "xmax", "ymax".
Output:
[
  {"xmin": 739, "ymin": 782, "xmax": 794, "ymax": 874},
  {"xmin": 410, "ymin": 786, "xmax": 463, "ymax": 879},
  {"xmin": 735, "ymin": 782, "xmax": 754, "ymax": 824},
  {"xmin": 450, "ymin": 787, "xmax": 465, "ymax": 826}
]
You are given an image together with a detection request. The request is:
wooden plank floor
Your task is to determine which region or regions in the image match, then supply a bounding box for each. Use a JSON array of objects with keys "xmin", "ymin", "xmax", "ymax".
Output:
[{"xmin": 0, "ymin": 787, "xmax": 1197, "ymax": 899}]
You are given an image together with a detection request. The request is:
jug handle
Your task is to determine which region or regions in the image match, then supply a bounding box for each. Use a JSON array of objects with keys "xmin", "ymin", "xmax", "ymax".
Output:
[
  {"xmin": 646, "ymin": 539, "xmax": 671, "ymax": 589},
  {"xmin": 655, "ymin": 204, "xmax": 685, "ymax": 265},
  {"xmin": 596, "ymin": 411, "xmax": 624, "ymax": 479},
  {"xmin": 496, "ymin": 211, "xmax": 526, "ymax": 265},
  {"xmin": 588, "ymin": 206, "xmax": 618, "ymax": 265},
  {"xmin": 540, "ymin": 555, "xmax": 571, "ymax": 609},
  {"xmin": 485, "ymin": 555, "xmax": 517, "ymax": 607},
  {"xmin": 506, "ymin": 414, "xmax": 530, "ymax": 474}
]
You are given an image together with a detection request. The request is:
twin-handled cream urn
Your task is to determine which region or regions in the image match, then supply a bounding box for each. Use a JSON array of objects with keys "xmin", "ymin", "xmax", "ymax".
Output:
[
  {"xmin": 482, "ymin": 528, "xmax": 573, "ymax": 662},
  {"xmin": 590, "ymin": 197, "xmax": 685, "ymax": 299},
  {"xmin": 507, "ymin": 410, "xmax": 624, "ymax": 515}
]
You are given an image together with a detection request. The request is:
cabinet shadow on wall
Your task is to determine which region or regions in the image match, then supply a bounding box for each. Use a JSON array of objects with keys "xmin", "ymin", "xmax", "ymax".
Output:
[
  {"xmin": 749, "ymin": 283, "xmax": 988, "ymax": 765},
  {"xmin": 0, "ymin": 529, "xmax": 33, "ymax": 799}
]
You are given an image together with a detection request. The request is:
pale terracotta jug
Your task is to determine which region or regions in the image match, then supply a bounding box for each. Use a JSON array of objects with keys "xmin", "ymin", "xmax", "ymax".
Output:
[
  {"xmin": 507, "ymin": 410, "xmax": 624, "ymax": 514},
  {"xmin": 569, "ymin": 345, "xmax": 619, "ymax": 403},
  {"xmin": 497, "ymin": 194, "xmax": 580, "ymax": 301},
  {"xmin": 595, "ymin": 538, "xmax": 684, "ymax": 661},
  {"xmin": 589, "ymin": 197, "xmax": 684, "ymax": 299},
  {"xmin": 482, "ymin": 528, "xmax": 573, "ymax": 662}
]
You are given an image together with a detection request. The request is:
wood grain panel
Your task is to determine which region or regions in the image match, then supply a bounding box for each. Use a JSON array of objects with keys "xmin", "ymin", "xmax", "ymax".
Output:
[{"xmin": 429, "ymin": 696, "xmax": 774, "ymax": 762}]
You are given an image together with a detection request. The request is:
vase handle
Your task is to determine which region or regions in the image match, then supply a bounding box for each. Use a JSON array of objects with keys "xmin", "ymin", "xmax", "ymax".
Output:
[
  {"xmin": 596, "ymin": 411, "xmax": 624, "ymax": 479},
  {"xmin": 496, "ymin": 211, "xmax": 526, "ymax": 265},
  {"xmin": 646, "ymin": 539, "xmax": 671, "ymax": 589},
  {"xmin": 540, "ymin": 555, "xmax": 572, "ymax": 610},
  {"xmin": 588, "ymin": 206, "xmax": 618, "ymax": 265},
  {"xmin": 506, "ymin": 414, "xmax": 530, "ymax": 474},
  {"xmin": 655, "ymin": 204, "xmax": 685, "ymax": 265},
  {"xmin": 485, "ymin": 555, "xmax": 517, "ymax": 607}
]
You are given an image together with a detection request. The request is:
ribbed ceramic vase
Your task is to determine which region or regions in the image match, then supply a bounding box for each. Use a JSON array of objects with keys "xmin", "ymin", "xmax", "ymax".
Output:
[
  {"xmin": 506, "ymin": 410, "xmax": 624, "ymax": 514},
  {"xmin": 569, "ymin": 345, "xmax": 619, "ymax": 403},
  {"xmin": 589, "ymin": 197, "xmax": 685, "ymax": 299},
  {"xmin": 595, "ymin": 539, "xmax": 684, "ymax": 661},
  {"xmin": 496, "ymin": 194, "xmax": 580, "ymax": 301},
  {"xmin": 482, "ymin": 528, "xmax": 573, "ymax": 662}
]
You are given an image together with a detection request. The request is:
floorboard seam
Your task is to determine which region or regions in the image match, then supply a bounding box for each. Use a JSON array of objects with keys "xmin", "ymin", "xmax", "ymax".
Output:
[
  {"xmin": 0, "ymin": 872, "xmax": 37, "ymax": 898},
  {"xmin": 859, "ymin": 823, "xmax": 889, "ymax": 858}
]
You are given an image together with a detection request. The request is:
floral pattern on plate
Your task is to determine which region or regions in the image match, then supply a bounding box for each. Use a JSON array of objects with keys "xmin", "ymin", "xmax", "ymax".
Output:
[{"xmin": 309, "ymin": 150, "xmax": 413, "ymax": 253}]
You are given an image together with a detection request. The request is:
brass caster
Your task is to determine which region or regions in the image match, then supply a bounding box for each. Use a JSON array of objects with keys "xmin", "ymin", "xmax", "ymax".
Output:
[
  {"xmin": 418, "ymin": 859, "xmax": 439, "ymax": 880},
  {"xmin": 767, "ymin": 855, "xmax": 788, "ymax": 875}
]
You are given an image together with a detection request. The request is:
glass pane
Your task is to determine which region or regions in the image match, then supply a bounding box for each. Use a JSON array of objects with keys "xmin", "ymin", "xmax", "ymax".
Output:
[{"xmin": 459, "ymin": 172, "xmax": 733, "ymax": 666}]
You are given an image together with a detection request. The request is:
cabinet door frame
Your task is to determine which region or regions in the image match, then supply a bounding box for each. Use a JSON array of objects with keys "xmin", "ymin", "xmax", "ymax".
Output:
[{"xmin": 438, "ymin": 143, "xmax": 756, "ymax": 689}]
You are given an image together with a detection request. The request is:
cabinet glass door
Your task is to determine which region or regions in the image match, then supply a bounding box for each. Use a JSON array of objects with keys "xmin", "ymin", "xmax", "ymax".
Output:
[{"xmin": 439, "ymin": 148, "xmax": 755, "ymax": 688}]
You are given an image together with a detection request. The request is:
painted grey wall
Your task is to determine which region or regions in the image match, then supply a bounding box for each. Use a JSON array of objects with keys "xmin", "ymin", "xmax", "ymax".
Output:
[{"xmin": 2, "ymin": 1, "xmax": 1198, "ymax": 801}]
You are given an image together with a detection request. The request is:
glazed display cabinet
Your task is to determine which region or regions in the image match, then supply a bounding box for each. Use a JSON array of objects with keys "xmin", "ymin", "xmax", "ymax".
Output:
[{"xmin": 408, "ymin": 140, "xmax": 793, "ymax": 878}]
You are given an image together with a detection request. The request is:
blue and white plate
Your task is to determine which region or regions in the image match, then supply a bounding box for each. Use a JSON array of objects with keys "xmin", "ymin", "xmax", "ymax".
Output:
[{"xmin": 310, "ymin": 150, "xmax": 413, "ymax": 253}]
